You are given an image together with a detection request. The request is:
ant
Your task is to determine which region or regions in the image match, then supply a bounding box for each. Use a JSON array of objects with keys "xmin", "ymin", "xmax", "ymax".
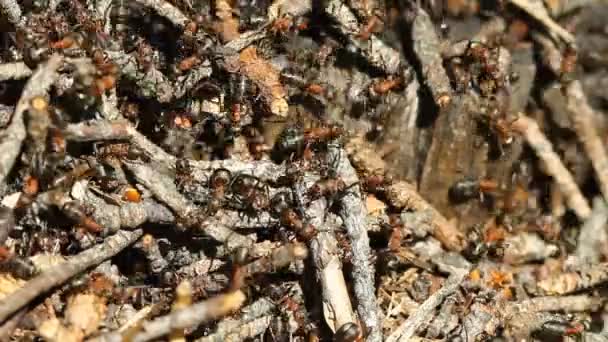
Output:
[
  {"xmin": 334, "ymin": 322, "xmax": 364, "ymax": 342},
  {"xmin": 448, "ymin": 177, "xmax": 499, "ymax": 204},
  {"xmin": 271, "ymin": 191, "xmax": 318, "ymax": 241},
  {"xmin": 0, "ymin": 250, "xmax": 38, "ymax": 279},
  {"xmin": 271, "ymin": 122, "xmax": 344, "ymax": 164},
  {"xmin": 228, "ymin": 174, "xmax": 270, "ymax": 219},
  {"xmin": 206, "ymin": 168, "xmax": 231, "ymax": 214}
]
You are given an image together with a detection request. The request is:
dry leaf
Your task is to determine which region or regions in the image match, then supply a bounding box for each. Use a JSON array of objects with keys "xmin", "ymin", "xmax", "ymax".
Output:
[
  {"xmin": 214, "ymin": 0, "xmax": 240, "ymax": 43},
  {"xmin": 0, "ymin": 273, "xmax": 25, "ymax": 299},
  {"xmin": 366, "ymin": 194, "xmax": 387, "ymax": 217},
  {"xmin": 238, "ymin": 47, "xmax": 288, "ymax": 117},
  {"xmin": 38, "ymin": 317, "xmax": 84, "ymax": 342},
  {"xmin": 65, "ymin": 293, "xmax": 107, "ymax": 336}
]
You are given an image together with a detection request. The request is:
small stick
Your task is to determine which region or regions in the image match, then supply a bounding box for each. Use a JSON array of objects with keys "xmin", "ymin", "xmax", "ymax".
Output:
[
  {"xmin": 345, "ymin": 136, "xmax": 466, "ymax": 251},
  {"xmin": 574, "ymin": 197, "xmax": 608, "ymax": 266},
  {"xmin": 64, "ymin": 120, "xmax": 177, "ymax": 168},
  {"xmin": 198, "ymin": 297, "xmax": 275, "ymax": 341},
  {"xmin": 565, "ymin": 81, "xmax": 608, "ymax": 201},
  {"xmin": 513, "ymin": 115, "xmax": 592, "ymax": 219},
  {"xmin": 133, "ymin": 0, "xmax": 189, "ymax": 27},
  {"xmin": 71, "ymin": 182, "xmax": 176, "ymax": 234},
  {"xmin": 330, "ymin": 147, "xmax": 381, "ymax": 342},
  {"xmin": 386, "ymin": 269, "xmax": 469, "ymax": 342},
  {"xmin": 0, "ymin": 229, "xmax": 143, "ymax": 323},
  {"xmin": 537, "ymin": 262, "xmax": 608, "ymax": 295},
  {"xmin": 294, "ymin": 178, "xmax": 356, "ymax": 332},
  {"xmin": 0, "ymin": 55, "xmax": 62, "ymax": 186},
  {"xmin": 325, "ymin": 0, "xmax": 404, "ymax": 74},
  {"xmin": 507, "ymin": 0, "xmax": 575, "ymax": 44},
  {"xmin": 129, "ymin": 290, "xmax": 246, "ymax": 342},
  {"xmin": 412, "ymin": 7, "xmax": 452, "ymax": 109},
  {"xmin": 0, "ymin": 308, "xmax": 25, "ymax": 340},
  {"xmin": 218, "ymin": 316, "xmax": 272, "ymax": 342},
  {"xmin": 512, "ymin": 295, "xmax": 602, "ymax": 313},
  {"xmin": 105, "ymin": 49, "xmax": 174, "ymax": 102},
  {"xmin": 124, "ymin": 162, "xmax": 254, "ymax": 249},
  {"xmin": 0, "ymin": 0, "xmax": 22, "ymax": 26},
  {"xmin": 0, "ymin": 62, "xmax": 31, "ymax": 81},
  {"xmin": 386, "ymin": 181, "xmax": 467, "ymax": 252},
  {"xmin": 242, "ymin": 242, "xmax": 308, "ymax": 276},
  {"xmin": 134, "ymin": 234, "xmax": 168, "ymax": 275}
]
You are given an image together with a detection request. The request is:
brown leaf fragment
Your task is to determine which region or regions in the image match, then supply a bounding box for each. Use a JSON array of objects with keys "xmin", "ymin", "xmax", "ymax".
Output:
[
  {"xmin": 65, "ymin": 293, "xmax": 107, "ymax": 336},
  {"xmin": 238, "ymin": 47, "xmax": 288, "ymax": 117},
  {"xmin": 0, "ymin": 273, "xmax": 25, "ymax": 300},
  {"xmin": 214, "ymin": 0, "xmax": 240, "ymax": 43},
  {"xmin": 38, "ymin": 317, "xmax": 84, "ymax": 342}
]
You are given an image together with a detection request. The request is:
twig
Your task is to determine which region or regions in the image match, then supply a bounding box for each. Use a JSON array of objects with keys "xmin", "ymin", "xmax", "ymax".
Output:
[
  {"xmin": 574, "ymin": 197, "xmax": 608, "ymax": 266},
  {"xmin": 133, "ymin": 0, "xmax": 189, "ymax": 28},
  {"xmin": 0, "ymin": 62, "xmax": 31, "ymax": 81},
  {"xmin": 64, "ymin": 120, "xmax": 176, "ymax": 168},
  {"xmin": 0, "ymin": 229, "xmax": 143, "ymax": 323},
  {"xmin": 344, "ymin": 136, "xmax": 466, "ymax": 251},
  {"xmin": 512, "ymin": 295, "xmax": 602, "ymax": 313},
  {"xmin": 325, "ymin": 0, "xmax": 404, "ymax": 74},
  {"xmin": 537, "ymin": 262, "xmax": 608, "ymax": 295},
  {"xmin": 0, "ymin": 0, "xmax": 22, "ymax": 27},
  {"xmin": 242, "ymin": 242, "xmax": 308, "ymax": 276},
  {"xmin": 71, "ymin": 181, "xmax": 176, "ymax": 234},
  {"xmin": 412, "ymin": 7, "xmax": 452, "ymax": 109},
  {"xmin": 105, "ymin": 49, "xmax": 173, "ymax": 103},
  {"xmin": 507, "ymin": 0, "xmax": 575, "ymax": 44},
  {"xmin": 565, "ymin": 81, "xmax": 608, "ymax": 201},
  {"xmin": 513, "ymin": 115, "xmax": 592, "ymax": 219},
  {"xmin": 198, "ymin": 297, "xmax": 275, "ymax": 342},
  {"xmin": 173, "ymin": 60, "xmax": 213, "ymax": 99},
  {"xmin": 219, "ymin": 316, "xmax": 272, "ymax": 342},
  {"xmin": 386, "ymin": 181, "xmax": 467, "ymax": 251},
  {"xmin": 294, "ymin": 178, "xmax": 355, "ymax": 332},
  {"xmin": 330, "ymin": 147, "xmax": 381, "ymax": 342},
  {"xmin": 386, "ymin": 269, "xmax": 469, "ymax": 342},
  {"xmin": 0, "ymin": 54, "xmax": 63, "ymax": 186},
  {"xmin": 63, "ymin": 120, "xmax": 132, "ymax": 142},
  {"xmin": 133, "ymin": 234, "xmax": 168, "ymax": 275},
  {"xmin": 123, "ymin": 161, "xmax": 254, "ymax": 249},
  {"xmin": 130, "ymin": 290, "xmax": 246, "ymax": 342},
  {"xmin": 0, "ymin": 308, "xmax": 25, "ymax": 340}
]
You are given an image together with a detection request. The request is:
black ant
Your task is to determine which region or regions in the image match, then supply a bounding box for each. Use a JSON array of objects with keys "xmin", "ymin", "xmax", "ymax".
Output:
[
  {"xmin": 228, "ymin": 174, "xmax": 270, "ymax": 219},
  {"xmin": 271, "ymin": 191, "xmax": 318, "ymax": 241},
  {"xmin": 206, "ymin": 168, "xmax": 232, "ymax": 214}
]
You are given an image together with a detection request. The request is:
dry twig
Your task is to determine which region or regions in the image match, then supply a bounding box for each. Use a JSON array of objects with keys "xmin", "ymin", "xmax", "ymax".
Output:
[
  {"xmin": 573, "ymin": 197, "xmax": 608, "ymax": 266},
  {"xmin": 0, "ymin": 0, "xmax": 22, "ymax": 26},
  {"xmin": 124, "ymin": 161, "xmax": 254, "ymax": 249},
  {"xmin": 294, "ymin": 178, "xmax": 355, "ymax": 332},
  {"xmin": 331, "ymin": 147, "xmax": 381, "ymax": 342},
  {"xmin": 512, "ymin": 295, "xmax": 602, "ymax": 313},
  {"xmin": 133, "ymin": 0, "xmax": 189, "ymax": 27},
  {"xmin": 513, "ymin": 115, "xmax": 592, "ymax": 219},
  {"xmin": 508, "ymin": 0, "xmax": 575, "ymax": 44},
  {"xmin": 129, "ymin": 290, "xmax": 246, "ymax": 342},
  {"xmin": 0, "ymin": 55, "xmax": 63, "ymax": 186},
  {"xmin": 0, "ymin": 229, "xmax": 143, "ymax": 323},
  {"xmin": 565, "ymin": 81, "xmax": 608, "ymax": 201},
  {"xmin": 386, "ymin": 182, "xmax": 466, "ymax": 251},
  {"xmin": 325, "ymin": 0, "xmax": 404, "ymax": 74},
  {"xmin": 386, "ymin": 269, "xmax": 469, "ymax": 342},
  {"xmin": 537, "ymin": 262, "xmax": 608, "ymax": 295},
  {"xmin": 412, "ymin": 7, "xmax": 452, "ymax": 109},
  {"xmin": 0, "ymin": 62, "xmax": 31, "ymax": 81}
]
